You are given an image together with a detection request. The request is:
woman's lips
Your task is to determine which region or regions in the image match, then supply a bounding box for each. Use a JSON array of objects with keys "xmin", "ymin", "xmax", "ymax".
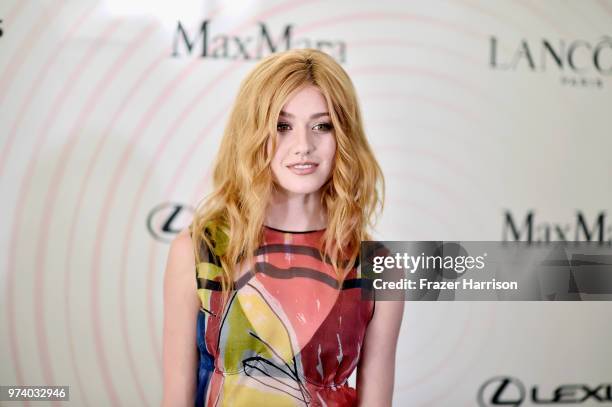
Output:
[{"xmin": 287, "ymin": 162, "xmax": 318, "ymax": 175}]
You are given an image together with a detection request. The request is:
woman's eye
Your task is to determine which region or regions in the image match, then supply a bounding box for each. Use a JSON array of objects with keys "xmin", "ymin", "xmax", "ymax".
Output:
[
  {"xmin": 277, "ymin": 122, "xmax": 333, "ymax": 133},
  {"xmin": 277, "ymin": 122, "xmax": 291, "ymax": 132},
  {"xmin": 313, "ymin": 122, "xmax": 333, "ymax": 132}
]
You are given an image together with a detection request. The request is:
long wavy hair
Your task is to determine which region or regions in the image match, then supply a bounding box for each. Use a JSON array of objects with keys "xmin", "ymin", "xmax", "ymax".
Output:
[{"xmin": 190, "ymin": 48, "xmax": 384, "ymax": 306}]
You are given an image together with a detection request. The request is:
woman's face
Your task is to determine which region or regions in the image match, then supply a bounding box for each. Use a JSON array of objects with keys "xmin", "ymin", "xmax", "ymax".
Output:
[{"xmin": 268, "ymin": 85, "xmax": 336, "ymax": 197}]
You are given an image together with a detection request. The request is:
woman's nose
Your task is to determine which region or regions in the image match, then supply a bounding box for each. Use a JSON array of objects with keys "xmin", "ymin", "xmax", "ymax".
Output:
[{"xmin": 293, "ymin": 127, "xmax": 315, "ymax": 156}]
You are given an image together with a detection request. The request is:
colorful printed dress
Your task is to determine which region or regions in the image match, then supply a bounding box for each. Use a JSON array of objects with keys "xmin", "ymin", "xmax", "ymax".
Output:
[{"xmin": 188, "ymin": 222, "xmax": 375, "ymax": 407}]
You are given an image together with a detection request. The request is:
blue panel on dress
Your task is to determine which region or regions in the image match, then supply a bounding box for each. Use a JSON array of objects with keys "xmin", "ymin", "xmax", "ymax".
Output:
[{"xmin": 195, "ymin": 309, "xmax": 214, "ymax": 407}]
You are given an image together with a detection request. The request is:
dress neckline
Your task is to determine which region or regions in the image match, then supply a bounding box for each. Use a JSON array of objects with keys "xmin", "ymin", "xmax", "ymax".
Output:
[{"xmin": 263, "ymin": 224, "xmax": 326, "ymax": 234}]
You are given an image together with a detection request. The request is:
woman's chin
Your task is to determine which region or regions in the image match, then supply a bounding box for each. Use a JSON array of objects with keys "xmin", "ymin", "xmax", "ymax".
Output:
[{"xmin": 275, "ymin": 183, "xmax": 324, "ymax": 197}]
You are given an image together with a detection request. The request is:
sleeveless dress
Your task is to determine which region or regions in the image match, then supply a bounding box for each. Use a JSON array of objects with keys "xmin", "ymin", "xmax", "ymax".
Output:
[{"xmin": 188, "ymin": 222, "xmax": 375, "ymax": 407}]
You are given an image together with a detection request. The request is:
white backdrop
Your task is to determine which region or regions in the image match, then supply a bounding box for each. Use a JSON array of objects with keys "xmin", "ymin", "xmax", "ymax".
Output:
[{"xmin": 1, "ymin": 0, "xmax": 611, "ymax": 406}]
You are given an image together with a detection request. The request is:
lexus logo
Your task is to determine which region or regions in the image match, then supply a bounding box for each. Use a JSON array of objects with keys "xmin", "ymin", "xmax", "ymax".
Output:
[
  {"xmin": 478, "ymin": 376, "xmax": 525, "ymax": 407},
  {"xmin": 147, "ymin": 202, "xmax": 194, "ymax": 243},
  {"xmin": 478, "ymin": 376, "xmax": 612, "ymax": 406}
]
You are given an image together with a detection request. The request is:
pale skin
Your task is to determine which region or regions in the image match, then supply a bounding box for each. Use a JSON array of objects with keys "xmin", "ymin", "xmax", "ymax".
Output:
[
  {"xmin": 161, "ymin": 227, "xmax": 199, "ymax": 406},
  {"xmin": 161, "ymin": 84, "xmax": 403, "ymax": 406}
]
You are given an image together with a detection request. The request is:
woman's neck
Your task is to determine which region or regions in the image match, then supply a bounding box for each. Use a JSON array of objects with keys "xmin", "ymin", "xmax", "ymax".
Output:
[{"xmin": 264, "ymin": 187, "xmax": 327, "ymax": 231}]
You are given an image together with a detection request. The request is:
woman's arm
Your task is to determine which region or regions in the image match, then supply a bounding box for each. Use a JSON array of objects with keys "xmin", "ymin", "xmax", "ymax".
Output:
[
  {"xmin": 356, "ymin": 299, "xmax": 405, "ymax": 406},
  {"xmin": 161, "ymin": 228, "xmax": 200, "ymax": 406}
]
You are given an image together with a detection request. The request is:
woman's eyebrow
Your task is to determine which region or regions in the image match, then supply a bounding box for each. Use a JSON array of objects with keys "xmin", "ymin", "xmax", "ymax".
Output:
[{"xmin": 279, "ymin": 110, "xmax": 330, "ymax": 119}]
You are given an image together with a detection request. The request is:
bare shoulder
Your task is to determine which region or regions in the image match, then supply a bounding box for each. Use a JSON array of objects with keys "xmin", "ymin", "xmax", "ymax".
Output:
[
  {"xmin": 170, "ymin": 227, "xmax": 195, "ymax": 260},
  {"xmin": 164, "ymin": 227, "xmax": 197, "ymax": 287}
]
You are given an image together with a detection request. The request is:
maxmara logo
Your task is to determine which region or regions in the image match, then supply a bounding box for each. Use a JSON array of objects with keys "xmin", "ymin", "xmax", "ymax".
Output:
[
  {"xmin": 172, "ymin": 20, "xmax": 346, "ymax": 63},
  {"xmin": 503, "ymin": 211, "xmax": 611, "ymax": 242},
  {"xmin": 478, "ymin": 376, "xmax": 612, "ymax": 406},
  {"xmin": 490, "ymin": 36, "xmax": 612, "ymax": 88}
]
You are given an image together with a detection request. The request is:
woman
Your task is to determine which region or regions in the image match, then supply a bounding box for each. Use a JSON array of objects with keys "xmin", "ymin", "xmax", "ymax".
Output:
[{"xmin": 162, "ymin": 48, "xmax": 404, "ymax": 407}]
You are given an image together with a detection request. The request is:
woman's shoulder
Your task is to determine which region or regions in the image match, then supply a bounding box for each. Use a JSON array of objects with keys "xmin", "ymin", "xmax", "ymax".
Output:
[
  {"xmin": 176, "ymin": 225, "xmax": 194, "ymax": 243},
  {"xmin": 163, "ymin": 228, "xmax": 198, "ymax": 301},
  {"xmin": 166, "ymin": 227, "xmax": 197, "ymax": 273}
]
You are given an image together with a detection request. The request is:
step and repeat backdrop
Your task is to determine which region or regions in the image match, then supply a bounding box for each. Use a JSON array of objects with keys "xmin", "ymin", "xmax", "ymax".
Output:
[{"xmin": 1, "ymin": 0, "xmax": 611, "ymax": 406}]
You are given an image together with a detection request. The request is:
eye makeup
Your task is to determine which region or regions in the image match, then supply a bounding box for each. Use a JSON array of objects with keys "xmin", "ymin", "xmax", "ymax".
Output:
[{"xmin": 276, "ymin": 121, "xmax": 333, "ymax": 133}]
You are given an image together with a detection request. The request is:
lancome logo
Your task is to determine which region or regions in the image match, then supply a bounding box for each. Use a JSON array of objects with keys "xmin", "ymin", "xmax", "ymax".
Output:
[
  {"xmin": 490, "ymin": 36, "xmax": 611, "ymax": 88},
  {"xmin": 503, "ymin": 211, "xmax": 611, "ymax": 242},
  {"xmin": 172, "ymin": 20, "xmax": 346, "ymax": 63}
]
